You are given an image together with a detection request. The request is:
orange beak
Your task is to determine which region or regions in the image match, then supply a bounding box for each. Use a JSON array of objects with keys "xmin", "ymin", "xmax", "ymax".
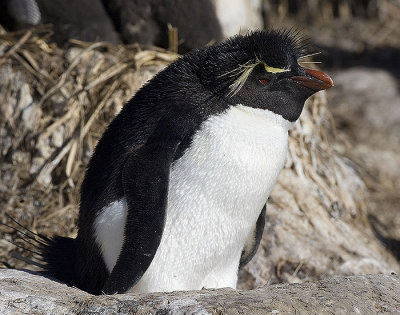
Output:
[{"xmin": 291, "ymin": 69, "xmax": 334, "ymax": 91}]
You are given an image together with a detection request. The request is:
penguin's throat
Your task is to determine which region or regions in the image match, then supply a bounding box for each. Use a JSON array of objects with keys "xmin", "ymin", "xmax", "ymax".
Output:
[{"xmin": 234, "ymin": 104, "xmax": 294, "ymax": 131}]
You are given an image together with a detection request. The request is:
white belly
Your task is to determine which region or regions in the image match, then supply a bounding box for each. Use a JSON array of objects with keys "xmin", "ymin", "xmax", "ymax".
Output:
[{"xmin": 95, "ymin": 105, "xmax": 292, "ymax": 293}]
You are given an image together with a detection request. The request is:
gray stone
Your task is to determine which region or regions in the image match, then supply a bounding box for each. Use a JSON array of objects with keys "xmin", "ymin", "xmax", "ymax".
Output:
[{"xmin": 0, "ymin": 269, "xmax": 399, "ymax": 314}]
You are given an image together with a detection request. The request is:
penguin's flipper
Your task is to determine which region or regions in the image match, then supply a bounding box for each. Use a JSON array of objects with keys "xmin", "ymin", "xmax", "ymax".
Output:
[
  {"xmin": 102, "ymin": 119, "xmax": 183, "ymax": 294},
  {"xmin": 239, "ymin": 204, "xmax": 266, "ymax": 268}
]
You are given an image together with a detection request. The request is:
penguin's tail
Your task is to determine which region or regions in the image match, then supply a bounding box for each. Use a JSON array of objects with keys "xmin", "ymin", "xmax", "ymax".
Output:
[{"xmin": 1, "ymin": 213, "xmax": 77, "ymax": 285}]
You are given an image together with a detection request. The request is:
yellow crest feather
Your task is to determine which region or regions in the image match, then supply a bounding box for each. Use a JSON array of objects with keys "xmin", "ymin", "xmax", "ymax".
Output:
[
  {"xmin": 226, "ymin": 58, "xmax": 289, "ymax": 97},
  {"xmin": 263, "ymin": 64, "xmax": 289, "ymax": 73}
]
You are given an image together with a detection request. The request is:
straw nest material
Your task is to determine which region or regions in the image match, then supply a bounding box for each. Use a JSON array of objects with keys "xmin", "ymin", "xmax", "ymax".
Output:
[{"xmin": 0, "ymin": 27, "xmax": 398, "ymax": 285}]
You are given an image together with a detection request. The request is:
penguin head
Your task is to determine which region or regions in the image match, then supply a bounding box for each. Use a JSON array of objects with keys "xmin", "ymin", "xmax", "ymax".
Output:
[{"xmin": 197, "ymin": 29, "xmax": 333, "ymax": 122}]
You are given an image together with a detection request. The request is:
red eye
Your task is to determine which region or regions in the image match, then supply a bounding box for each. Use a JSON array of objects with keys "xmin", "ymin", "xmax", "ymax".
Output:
[{"xmin": 259, "ymin": 79, "xmax": 269, "ymax": 85}]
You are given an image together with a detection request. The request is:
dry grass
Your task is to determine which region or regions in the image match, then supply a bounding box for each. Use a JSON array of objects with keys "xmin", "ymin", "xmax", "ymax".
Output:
[
  {"xmin": 0, "ymin": 27, "xmax": 365, "ymax": 270},
  {"xmin": 0, "ymin": 27, "xmax": 178, "ymax": 268}
]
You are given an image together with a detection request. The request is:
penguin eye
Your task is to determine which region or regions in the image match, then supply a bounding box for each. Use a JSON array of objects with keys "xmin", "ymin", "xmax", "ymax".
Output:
[{"xmin": 259, "ymin": 79, "xmax": 269, "ymax": 85}]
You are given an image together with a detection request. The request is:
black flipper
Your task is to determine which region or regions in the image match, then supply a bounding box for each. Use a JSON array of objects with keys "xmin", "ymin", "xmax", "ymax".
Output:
[
  {"xmin": 239, "ymin": 204, "xmax": 266, "ymax": 268},
  {"xmin": 102, "ymin": 118, "xmax": 183, "ymax": 294}
]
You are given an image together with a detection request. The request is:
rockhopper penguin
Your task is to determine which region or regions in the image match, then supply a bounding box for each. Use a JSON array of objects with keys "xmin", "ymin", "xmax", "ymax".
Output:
[{"xmin": 34, "ymin": 30, "xmax": 333, "ymax": 294}]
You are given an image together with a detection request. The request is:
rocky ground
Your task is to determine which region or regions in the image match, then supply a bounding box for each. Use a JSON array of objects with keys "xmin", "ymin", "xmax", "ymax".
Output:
[
  {"xmin": 327, "ymin": 67, "xmax": 400, "ymax": 238},
  {"xmin": 311, "ymin": 19, "xmax": 400, "ymax": 261},
  {"xmin": 1, "ymin": 269, "xmax": 399, "ymax": 314}
]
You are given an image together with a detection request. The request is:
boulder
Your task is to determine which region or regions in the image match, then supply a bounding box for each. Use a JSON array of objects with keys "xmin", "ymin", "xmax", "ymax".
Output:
[
  {"xmin": 327, "ymin": 67, "xmax": 400, "ymax": 245},
  {"xmin": 0, "ymin": 269, "xmax": 399, "ymax": 314}
]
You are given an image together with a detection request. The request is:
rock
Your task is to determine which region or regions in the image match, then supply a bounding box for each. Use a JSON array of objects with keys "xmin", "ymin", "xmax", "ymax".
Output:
[
  {"xmin": 327, "ymin": 67, "xmax": 400, "ymax": 245},
  {"xmin": 328, "ymin": 67, "xmax": 400, "ymax": 147},
  {"xmin": 0, "ymin": 269, "xmax": 399, "ymax": 314}
]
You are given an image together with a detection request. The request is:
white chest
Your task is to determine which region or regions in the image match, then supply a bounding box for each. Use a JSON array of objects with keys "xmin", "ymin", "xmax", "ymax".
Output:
[{"xmin": 169, "ymin": 104, "xmax": 290, "ymax": 227}]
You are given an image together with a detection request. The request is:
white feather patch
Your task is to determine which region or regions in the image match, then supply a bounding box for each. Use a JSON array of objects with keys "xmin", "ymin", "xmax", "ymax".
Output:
[{"xmin": 94, "ymin": 197, "xmax": 127, "ymax": 273}]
